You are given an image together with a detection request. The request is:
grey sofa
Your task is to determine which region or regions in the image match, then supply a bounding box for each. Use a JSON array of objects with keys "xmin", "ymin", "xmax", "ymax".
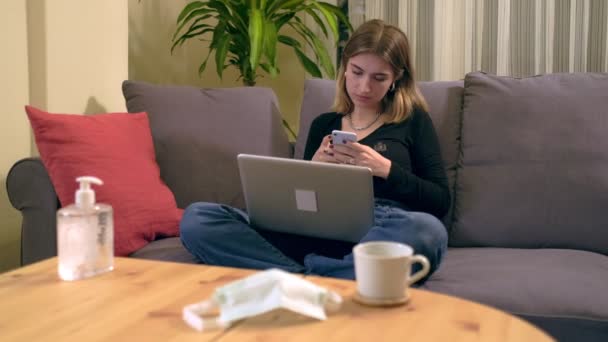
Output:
[{"xmin": 7, "ymin": 72, "xmax": 608, "ymax": 341}]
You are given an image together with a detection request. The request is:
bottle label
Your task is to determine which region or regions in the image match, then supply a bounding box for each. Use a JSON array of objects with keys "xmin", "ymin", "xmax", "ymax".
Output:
[{"xmin": 58, "ymin": 211, "xmax": 114, "ymax": 281}]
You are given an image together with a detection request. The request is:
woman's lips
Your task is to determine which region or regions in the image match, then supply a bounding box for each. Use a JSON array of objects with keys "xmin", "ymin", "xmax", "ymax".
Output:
[{"xmin": 353, "ymin": 94, "xmax": 371, "ymax": 102}]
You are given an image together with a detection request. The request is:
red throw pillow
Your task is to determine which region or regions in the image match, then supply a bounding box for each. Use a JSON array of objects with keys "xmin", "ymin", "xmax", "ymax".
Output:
[{"xmin": 25, "ymin": 105, "xmax": 183, "ymax": 256}]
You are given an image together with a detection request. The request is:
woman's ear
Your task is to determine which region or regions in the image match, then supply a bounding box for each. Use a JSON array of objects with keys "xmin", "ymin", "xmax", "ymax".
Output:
[
  {"xmin": 394, "ymin": 69, "xmax": 404, "ymax": 82},
  {"xmin": 390, "ymin": 75, "xmax": 402, "ymax": 92}
]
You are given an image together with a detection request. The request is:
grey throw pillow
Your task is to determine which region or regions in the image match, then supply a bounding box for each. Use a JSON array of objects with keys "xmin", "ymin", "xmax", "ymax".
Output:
[
  {"xmin": 122, "ymin": 80, "xmax": 291, "ymax": 209},
  {"xmin": 451, "ymin": 71, "xmax": 608, "ymax": 254}
]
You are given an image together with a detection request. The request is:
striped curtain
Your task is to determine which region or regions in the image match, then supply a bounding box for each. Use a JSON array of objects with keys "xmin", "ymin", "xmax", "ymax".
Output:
[{"xmin": 348, "ymin": 0, "xmax": 608, "ymax": 81}]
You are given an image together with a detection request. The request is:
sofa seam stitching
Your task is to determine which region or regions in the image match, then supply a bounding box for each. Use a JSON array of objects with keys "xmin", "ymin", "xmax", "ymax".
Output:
[{"xmin": 448, "ymin": 83, "xmax": 466, "ymax": 240}]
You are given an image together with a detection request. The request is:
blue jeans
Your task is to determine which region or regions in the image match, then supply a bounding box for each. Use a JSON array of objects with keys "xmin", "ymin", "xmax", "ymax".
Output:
[{"xmin": 180, "ymin": 198, "xmax": 448, "ymax": 281}]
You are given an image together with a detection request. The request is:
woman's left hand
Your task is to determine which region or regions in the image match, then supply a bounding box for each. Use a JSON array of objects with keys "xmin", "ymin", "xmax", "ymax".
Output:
[{"xmin": 331, "ymin": 142, "xmax": 392, "ymax": 179}]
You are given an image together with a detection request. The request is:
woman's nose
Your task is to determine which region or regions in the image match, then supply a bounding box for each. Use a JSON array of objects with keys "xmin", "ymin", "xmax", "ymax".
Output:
[{"xmin": 360, "ymin": 77, "xmax": 372, "ymax": 93}]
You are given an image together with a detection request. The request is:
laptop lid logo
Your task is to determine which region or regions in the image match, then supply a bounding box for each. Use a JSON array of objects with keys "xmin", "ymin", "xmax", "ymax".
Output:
[{"xmin": 294, "ymin": 189, "xmax": 318, "ymax": 212}]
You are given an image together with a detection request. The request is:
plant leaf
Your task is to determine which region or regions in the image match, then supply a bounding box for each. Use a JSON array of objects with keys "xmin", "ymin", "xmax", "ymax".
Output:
[
  {"xmin": 293, "ymin": 47, "xmax": 322, "ymax": 78},
  {"xmin": 171, "ymin": 0, "xmax": 353, "ymax": 84},
  {"xmin": 176, "ymin": 1, "xmax": 207, "ymax": 24},
  {"xmin": 273, "ymin": 12, "xmax": 296, "ymax": 30},
  {"xmin": 260, "ymin": 62, "xmax": 279, "ymax": 78},
  {"xmin": 267, "ymin": 0, "xmax": 305, "ymax": 14},
  {"xmin": 318, "ymin": 2, "xmax": 353, "ymax": 32},
  {"xmin": 290, "ymin": 20, "xmax": 335, "ymax": 78},
  {"xmin": 311, "ymin": 38, "xmax": 335, "ymax": 79},
  {"xmin": 171, "ymin": 25, "xmax": 213, "ymax": 53},
  {"xmin": 214, "ymin": 33, "xmax": 231, "ymax": 79},
  {"xmin": 304, "ymin": 7, "xmax": 328, "ymax": 38},
  {"xmin": 270, "ymin": 64, "xmax": 279, "ymax": 78},
  {"xmin": 222, "ymin": 1, "xmax": 249, "ymax": 34},
  {"xmin": 198, "ymin": 50, "xmax": 213, "ymax": 77},
  {"xmin": 207, "ymin": 0, "xmax": 231, "ymax": 19},
  {"xmin": 172, "ymin": 11, "xmax": 214, "ymax": 49},
  {"xmin": 259, "ymin": 62, "xmax": 270, "ymax": 73},
  {"xmin": 260, "ymin": 63, "xmax": 279, "ymax": 78},
  {"xmin": 263, "ymin": 19, "xmax": 278, "ymax": 67},
  {"xmin": 173, "ymin": 8, "xmax": 213, "ymax": 41},
  {"xmin": 282, "ymin": 118, "xmax": 297, "ymax": 140},
  {"xmin": 198, "ymin": 60, "xmax": 208, "ymax": 76},
  {"xmin": 311, "ymin": 2, "xmax": 339, "ymax": 41},
  {"xmin": 248, "ymin": 8, "xmax": 264, "ymax": 73},
  {"xmin": 277, "ymin": 35, "xmax": 301, "ymax": 48},
  {"xmin": 263, "ymin": 0, "xmax": 279, "ymax": 14},
  {"xmin": 209, "ymin": 21, "xmax": 227, "ymax": 49}
]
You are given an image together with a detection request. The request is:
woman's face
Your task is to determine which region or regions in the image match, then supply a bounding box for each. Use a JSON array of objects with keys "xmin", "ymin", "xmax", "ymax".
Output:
[{"xmin": 344, "ymin": 53, "xmax": 395, "ymax": 112}]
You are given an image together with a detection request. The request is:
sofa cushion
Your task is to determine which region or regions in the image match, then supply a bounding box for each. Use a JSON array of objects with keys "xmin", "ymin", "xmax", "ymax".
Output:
[
  {"xmin": 294, "ymin": 78, "xmax": 464, "ymax": 226},
  {"xmin": 424, "ymin": 247, "xmax": 608, "ymax": 322},
  {"xmin": 122, "ymin": 80, "xmax": 292, "ymax": 209},
  {"xmin": 451, "ymin": 72, "xmax": 608, "ymax": 254},
  {"xmin": 25, "ymin": 106, "xmax": 183, "ymax": 256},
  {"xmin": 130, "ymin": 237, "xmax": 197, "ymax": 264}
]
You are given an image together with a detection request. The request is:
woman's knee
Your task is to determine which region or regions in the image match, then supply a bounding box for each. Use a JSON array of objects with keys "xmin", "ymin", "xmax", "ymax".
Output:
[
  {"xmin": 403, "ymin": 212, "xmax": 448, "ymax": 269},
  {"xmin": 180, "ymin": 202, "xmax": 230, "ymax": 240},
  {"xmin": 409, "ymin": 212, "xmax": 447, "ymax": 247}
]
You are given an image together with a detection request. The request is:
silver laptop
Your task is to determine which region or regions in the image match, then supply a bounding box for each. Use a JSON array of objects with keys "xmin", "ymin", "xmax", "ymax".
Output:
[{"xmin": 237, "ymin": 154, "xmax": 375, "ymax": 242}]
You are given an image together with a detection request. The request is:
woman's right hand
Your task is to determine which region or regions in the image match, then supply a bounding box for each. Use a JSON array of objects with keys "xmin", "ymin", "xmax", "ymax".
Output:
[{"xmin": 311, "ymin": 135, "xmax": 338, "ymax": 163}]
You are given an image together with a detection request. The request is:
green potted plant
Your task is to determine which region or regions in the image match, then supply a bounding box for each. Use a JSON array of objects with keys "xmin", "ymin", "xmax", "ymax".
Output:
[{"xmin": 171, "ymin": 0, "xmax": 352, "ymax": 87}]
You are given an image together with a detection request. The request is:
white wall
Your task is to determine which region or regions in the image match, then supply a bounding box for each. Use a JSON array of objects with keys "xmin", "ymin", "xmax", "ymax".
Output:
[
  {"xmin": 0, "ymin": 1, "xmax": 31, "ymax": 272},
  {"xmin": 28, "ymin": 0, "xmax": 128, "ymax": 114},
  {"xmin": 0, "ymin": 0, "xmax": 128, "ymax": 272}
]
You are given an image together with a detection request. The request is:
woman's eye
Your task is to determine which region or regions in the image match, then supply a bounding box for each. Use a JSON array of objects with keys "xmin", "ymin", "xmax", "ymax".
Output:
[{"xmin": 353, "ymin": 70, "xmax": 363, "ymax": 75}]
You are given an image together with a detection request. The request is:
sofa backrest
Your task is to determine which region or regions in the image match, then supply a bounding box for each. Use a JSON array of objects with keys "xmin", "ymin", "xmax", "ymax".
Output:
[
  {"xmin": 122, "ymin": 80, "xmax": 292, "ymax": 209},
  {"xmin": 450, "ymin": 72, "xmax": 608, "ymax": 255},
  {"xmin": 296, "ymin": 73, "xmax": 608, "ymax": 256},
  {"xmin": 294, "ymin": 79, "xmax": 338, "ymax": 160},
  {"xmin": 295, "ymin": 78, "xmax": 464, "ymax": 229}
]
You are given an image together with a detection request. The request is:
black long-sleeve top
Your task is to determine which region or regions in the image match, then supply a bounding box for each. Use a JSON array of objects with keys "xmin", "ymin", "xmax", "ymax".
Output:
[{"xmin": 303, "ymin": 110, "xmax": 450, "ymax": 219}]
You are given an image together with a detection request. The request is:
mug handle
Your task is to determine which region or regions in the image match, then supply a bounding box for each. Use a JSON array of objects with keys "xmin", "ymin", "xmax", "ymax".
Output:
[{"xmin": 407, "ymin": 255, "xmax": 431, "ymax": 285}]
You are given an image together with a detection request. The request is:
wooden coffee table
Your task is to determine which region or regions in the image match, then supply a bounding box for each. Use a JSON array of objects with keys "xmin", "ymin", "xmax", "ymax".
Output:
[{"xmin": 0, "ymin": 257, "xmax": 554, "ymax": 341}]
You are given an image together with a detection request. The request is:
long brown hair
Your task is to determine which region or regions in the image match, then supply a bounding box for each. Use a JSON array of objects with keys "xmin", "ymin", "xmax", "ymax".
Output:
[{"xmin": 333, "ymin": 19, "xmax": 428, "ymax": 123}]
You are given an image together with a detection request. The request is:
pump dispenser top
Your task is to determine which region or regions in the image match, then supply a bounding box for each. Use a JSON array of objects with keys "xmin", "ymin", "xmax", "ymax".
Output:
[{"xmin": 75, "ymin": 176, "xmax": 103, "ymax": 207}]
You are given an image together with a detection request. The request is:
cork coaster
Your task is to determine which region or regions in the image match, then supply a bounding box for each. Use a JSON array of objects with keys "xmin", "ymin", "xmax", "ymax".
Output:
[{"xmin": 352, "ymin": 292, "xmax": 410, "ymax": 307}]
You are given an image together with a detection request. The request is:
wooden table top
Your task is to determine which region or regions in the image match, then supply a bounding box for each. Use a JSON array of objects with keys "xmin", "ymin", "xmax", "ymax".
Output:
[{"xmin": 0, "ymin": 257, "xmax": 554, "ymax": 341}]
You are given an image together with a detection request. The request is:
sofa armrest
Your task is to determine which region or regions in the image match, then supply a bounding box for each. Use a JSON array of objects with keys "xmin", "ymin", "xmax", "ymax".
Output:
[{"xmin": 6, "ymin": 158, "xmax": 59, "ymax": 265}]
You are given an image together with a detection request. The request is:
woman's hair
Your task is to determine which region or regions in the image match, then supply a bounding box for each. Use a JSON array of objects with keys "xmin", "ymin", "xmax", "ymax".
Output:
[{"xmin": 333, "ymin": 19, "xmax": 428, "ymax": 123}]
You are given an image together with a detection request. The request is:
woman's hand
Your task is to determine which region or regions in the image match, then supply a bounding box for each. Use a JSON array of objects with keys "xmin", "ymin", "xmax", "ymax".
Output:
[
  {"xmin": 331, "ymin": 142, "xmax": 392, "ymax": 179},
  {"xmin": 311, "ymin": 135, "xmax": 340, "ymax": 163}
]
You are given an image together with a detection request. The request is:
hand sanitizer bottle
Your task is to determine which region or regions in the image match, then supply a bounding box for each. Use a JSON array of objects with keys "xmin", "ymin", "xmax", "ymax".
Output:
[{"xmin": 57, "ymin": 176, "xmax": 114, "ymax": 281}]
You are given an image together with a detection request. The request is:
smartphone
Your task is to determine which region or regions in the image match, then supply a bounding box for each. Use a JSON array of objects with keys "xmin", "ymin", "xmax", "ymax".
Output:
[{"xmin": 331, "ymin": 130, "xmax": 357, "ymax": 145}]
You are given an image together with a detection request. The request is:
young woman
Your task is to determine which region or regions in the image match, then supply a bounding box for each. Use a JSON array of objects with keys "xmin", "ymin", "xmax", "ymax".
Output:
[{"xmin": 180, "ymin": 19, "xmax": 450, "ymax": 281}]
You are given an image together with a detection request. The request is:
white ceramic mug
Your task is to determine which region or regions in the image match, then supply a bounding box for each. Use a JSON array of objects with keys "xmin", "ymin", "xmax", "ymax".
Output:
[{"xmin": 353, "ymin": 241, "xmax": 430, "ymax": 301}]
